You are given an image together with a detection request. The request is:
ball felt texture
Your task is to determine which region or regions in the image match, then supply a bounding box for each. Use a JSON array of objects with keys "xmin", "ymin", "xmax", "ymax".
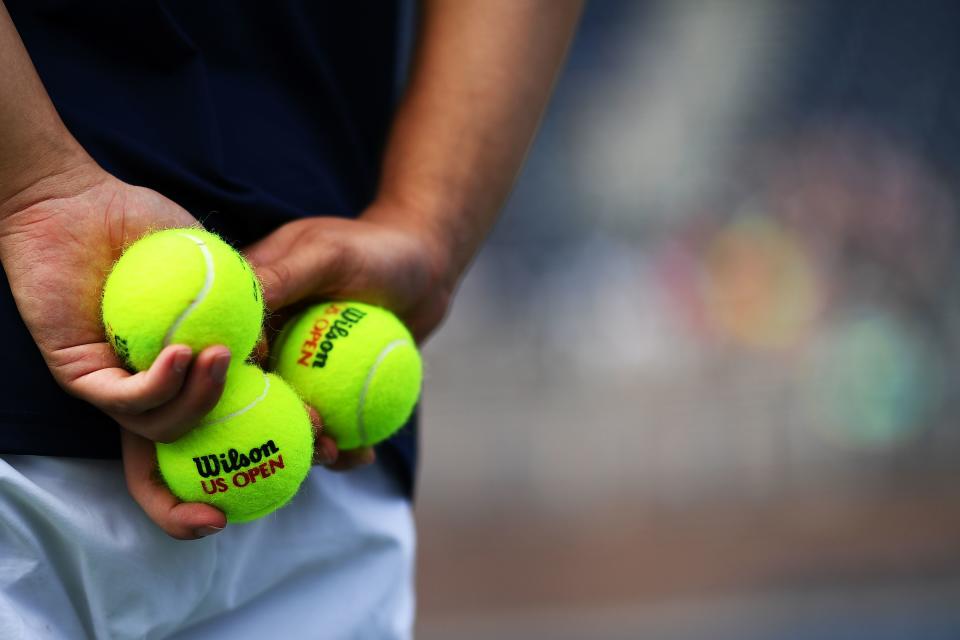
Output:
[
  {"xmin": 270, "ymin": 302, "xmax": 422, "ymax": 450},
  {"xmin": 101, "ymin": 228, "xmax": 264, "ymax": 371},
  {"xmin": 156, "ymin": 364, "xmax": 314, "ymax": 523}
]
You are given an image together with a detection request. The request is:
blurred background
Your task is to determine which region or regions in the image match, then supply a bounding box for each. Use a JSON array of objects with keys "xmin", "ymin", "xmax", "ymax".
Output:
[{"xmin": 414, "ymin": 1, "xmax": 960, "ymax": 638}]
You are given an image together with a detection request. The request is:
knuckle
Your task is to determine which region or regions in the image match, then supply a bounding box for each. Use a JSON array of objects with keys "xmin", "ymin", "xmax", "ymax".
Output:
[
  {"xmin": 105, "ymin": 396, "xmax": 139, "ymax": 416},
  {"xmin": 137, "ymin": 420, "xmax": 179, "ymax": 444},
  {"xmin": 123, "ymin": 475, "xmax": 142, "ymax": 501}
]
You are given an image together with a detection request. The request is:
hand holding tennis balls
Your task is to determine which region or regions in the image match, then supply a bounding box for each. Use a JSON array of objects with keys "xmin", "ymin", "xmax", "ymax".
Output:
[
  {"xmin": 0, "ymin": 171, "xmax": 262, "ymax": 538},
  {"xmin": 243, "ymin": 215, "xmax": 449, "ymax": 468},
  {"xmin": 103, "ymin": 227, "xmax": 314, "ymax": 524}
]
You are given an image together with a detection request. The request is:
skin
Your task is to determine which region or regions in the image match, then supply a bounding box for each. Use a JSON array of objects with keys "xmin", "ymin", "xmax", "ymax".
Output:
[{"xmin": 0, "ymin": 0, "xmax": 583, "ymax": 540}]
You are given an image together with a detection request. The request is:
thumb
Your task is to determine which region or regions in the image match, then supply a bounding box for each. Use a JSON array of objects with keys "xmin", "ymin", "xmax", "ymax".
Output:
[
  {"xmin": 121, "ymin": 430, "xmax": 227, "ymax": 540},
  {"xmin": 245, "ymin": 234, "xmax": 349, "ymax": 312}
]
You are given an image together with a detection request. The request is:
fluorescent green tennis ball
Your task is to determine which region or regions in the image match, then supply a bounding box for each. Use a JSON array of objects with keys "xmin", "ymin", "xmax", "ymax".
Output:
[
  {"xmin": 156, "ymin": 364, "xmax": 314, "ymax": 523},
  {"xmin": 269, "ymin": 302, "xmax": 422, "ymax": 450},
  {"xmin": 101, "ymin": 228, "xmax": 264, "ymax": 371}
]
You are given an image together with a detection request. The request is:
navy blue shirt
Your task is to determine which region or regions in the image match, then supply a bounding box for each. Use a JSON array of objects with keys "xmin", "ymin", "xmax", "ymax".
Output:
[{"xmin": 1, "ymin": 1, "xmax": 416, "ymax": 496}]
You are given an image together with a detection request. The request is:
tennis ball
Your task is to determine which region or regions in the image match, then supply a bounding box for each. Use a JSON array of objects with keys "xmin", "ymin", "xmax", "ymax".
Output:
[
  {"xmin": 101, "ymin": 228, "xmax": 264, "ymax": 371},
  {"xmin": 156, "ymin": 364, "xmax": 314, "ymax": 523},
  {"xmin": 269, "ymin": 302, "xmax": 422, "ymax": 450}
]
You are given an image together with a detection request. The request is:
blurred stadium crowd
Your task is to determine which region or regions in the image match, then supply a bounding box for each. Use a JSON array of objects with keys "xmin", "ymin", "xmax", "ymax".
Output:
[{"xmin": 417, "ymin": 2, "xmax": 960, "ymax": 638}]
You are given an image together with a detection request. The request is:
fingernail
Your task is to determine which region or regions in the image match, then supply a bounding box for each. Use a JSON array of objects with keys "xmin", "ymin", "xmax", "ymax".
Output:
[
  {"xmin": 173, "ymin": 349, "xmax": 192, "ymax": 374},
  {"xmin": 195, "ymin": 525, "xmax": 224, "ymax": 538},
  {"xmin": 210, "ymin": 352, "xmax": 231, "ymax": 383}
]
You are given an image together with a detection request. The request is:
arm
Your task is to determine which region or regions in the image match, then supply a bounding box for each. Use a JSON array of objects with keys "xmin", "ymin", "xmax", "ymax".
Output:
[
  {"xmin": 246, "ymin": 0, "xmax": 583, "ymax": 462},
  {"xmin": 0, "ymin": 0, "xmax": 94, "ymax": 211},
  {"xmin": 0, "ymin": 1, "xmax": 235, "ymax": 539},
  {"xmin": 250, "ymin": 0, "xmax": 583, "ymax": 318},
  {"xmin": 372, "ymin": 0, "xmax": 584, "ymax": 282}
]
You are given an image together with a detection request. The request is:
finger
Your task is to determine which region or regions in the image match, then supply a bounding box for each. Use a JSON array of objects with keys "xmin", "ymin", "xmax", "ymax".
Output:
[
  {"xmin": 306, "ymin": 406, "xmax": 338, "ymax": 466},
  {"xmin": 326, "ymin": 447, "xmax": 375, "ymax": 472},
  {"xmin": 74, "ymin": 344, "xmax": 194, "ymax": 415},
  {"xmin": 121, "ymin": 430, "xmax": 227, "ymax": 540},
  {"xmin": 313, "ymin": 435, "xmax": 339, "ymax": 466},
  {"xmin": 247, "ymin": 242, "xmax": 347, "ymax": 312},
  {"xmin": 127, "ymin": 346, "xmax": 231, "ymax": 443},
  {"xmin": 301, "ymin": 403, "xmax": 375, "ymax": 471}
]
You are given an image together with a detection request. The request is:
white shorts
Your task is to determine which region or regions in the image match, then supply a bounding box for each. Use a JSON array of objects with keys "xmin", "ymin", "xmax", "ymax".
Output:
[{"xmin": 0, "ymin": 455, "xmax": 415, "ymax": 639}]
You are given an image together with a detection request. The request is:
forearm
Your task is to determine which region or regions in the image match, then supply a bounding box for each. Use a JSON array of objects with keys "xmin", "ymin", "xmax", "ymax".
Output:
[
  {"xmin": 0, "ymin": 1, "xmax": 93, "ymax": 218},
  {"xmin": 367, "ymin": 0, "xmax": 582, "ymax": 282}
]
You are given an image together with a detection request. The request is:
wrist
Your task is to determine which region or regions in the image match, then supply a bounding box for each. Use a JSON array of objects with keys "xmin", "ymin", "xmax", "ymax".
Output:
[
  {"xmin": 0, "ymin": 140, "xmax": 104, "ymax": 221},
  {"xmin": 360, "ymin": 194, "xmax": 463, "ymax": 291}
]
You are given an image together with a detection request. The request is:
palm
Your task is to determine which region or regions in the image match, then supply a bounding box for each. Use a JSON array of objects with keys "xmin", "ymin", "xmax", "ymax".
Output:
[{"xmin": 0, "ymin": 174, "xmax": 197, "ymax": 391}]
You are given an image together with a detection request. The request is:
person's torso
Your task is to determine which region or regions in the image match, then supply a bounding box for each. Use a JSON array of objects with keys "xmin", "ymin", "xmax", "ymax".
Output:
[{"xmin": 1, "ymin": 0, "xmax": 416, "ymax": 495}]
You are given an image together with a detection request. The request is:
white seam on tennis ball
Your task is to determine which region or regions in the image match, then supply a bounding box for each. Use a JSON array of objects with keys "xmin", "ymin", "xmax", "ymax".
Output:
[
  {"xmin": 200, "ymin": 371, "xmax": 270, "ymax": 427},
  {"xmin": 162, "ymin": 232, "xmax": 215, "ymax": 348},
  {"xmin": 356, "ymin": 339, "xmax": 411, "ymax": 445}
]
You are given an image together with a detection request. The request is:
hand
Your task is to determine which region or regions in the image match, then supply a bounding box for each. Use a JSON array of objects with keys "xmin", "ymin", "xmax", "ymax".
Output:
[
  {"xmin": 0, "ymin": 165, "xmax": 230, "ymax": 539},
  {"xmin": 245, "ymin": 201, "xmax": 453, "ymax": 469}
]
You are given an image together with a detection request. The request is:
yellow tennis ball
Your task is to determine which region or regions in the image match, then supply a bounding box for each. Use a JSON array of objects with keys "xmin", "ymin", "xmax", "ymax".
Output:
[
  {"xmin": 101, "ymin": 228, "xmax": 264, "ymax": 371},
  {"xmin": 269, "ymin": 302, "xmax": 422, "ymax": 450},
  {"xmin": 156, "ymin": 364, "xmax": 314, "ymax": 523}
]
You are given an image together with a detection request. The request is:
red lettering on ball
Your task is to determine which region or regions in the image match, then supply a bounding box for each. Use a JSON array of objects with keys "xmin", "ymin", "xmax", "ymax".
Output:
[
  {"xmin": 201, "ymin": 478, "xmax": 229, "ymax": 494},
  {"xmin": 297, "ymin": 349, "xmax": 312, "ymax": 366}
]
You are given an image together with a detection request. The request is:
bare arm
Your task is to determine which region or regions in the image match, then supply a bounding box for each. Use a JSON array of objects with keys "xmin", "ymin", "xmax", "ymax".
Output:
[
  {"xmin": 0, "ymin": 1, "xmax": 95, "ymax": 212},
  {"xmin": 250, "ymin": 0, "xmax": 583, "ymax": 323},
  {"xmin": 371, "ymin": 0, "xmax": 584, "ymax": 281}
]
